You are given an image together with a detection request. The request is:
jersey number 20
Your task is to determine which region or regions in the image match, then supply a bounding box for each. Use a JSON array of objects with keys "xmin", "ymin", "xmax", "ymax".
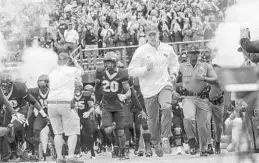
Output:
[{"xmin": 102, "ymin": 80, "xmax": 119, "ymax": 92}]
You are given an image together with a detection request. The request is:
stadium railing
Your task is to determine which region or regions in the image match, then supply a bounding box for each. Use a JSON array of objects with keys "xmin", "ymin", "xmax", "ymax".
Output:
[
  {"xmin": 4, "ymin": 40, "xmax": 213, "ymax": 83},
  {"xmin": 72, "ymin": 39, "xmax": 213, "ymax": 83}
]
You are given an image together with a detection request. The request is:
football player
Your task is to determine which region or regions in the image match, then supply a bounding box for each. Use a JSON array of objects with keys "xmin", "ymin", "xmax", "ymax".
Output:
[
  {"xmin": 131, "ymin": 77, "xmax": 152, "ymax": 157},
  {"xmin": 27, "ymin": 75, "xmax": 50, "ymax": 161},
  {"xmin": 94, "ymin": 52, "xmax": 131, "ymax": 159},
  {"xmin": 171, "ymin": 91, "xmax": 185, "ymax": 155},
  {"xmin": 0, "ymin": 73, "xmax": 48, "ymax": 161},
  {"xmin": 72, "ymin": 82, "xmax": 96, "ymax": 159},
  {"xmin": 0, "ymin": 87, "xmax": 25, "ymax": 138}
]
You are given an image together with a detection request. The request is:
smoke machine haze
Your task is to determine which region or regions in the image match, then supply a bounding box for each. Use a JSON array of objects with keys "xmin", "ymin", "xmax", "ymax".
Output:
[
  {"xmin": 17, "ymin": 46, "xmax": 58, "ymax": 88},
  {"xmin": 211, "ymin": 0, "xmax": 259, "ymax": 67}
]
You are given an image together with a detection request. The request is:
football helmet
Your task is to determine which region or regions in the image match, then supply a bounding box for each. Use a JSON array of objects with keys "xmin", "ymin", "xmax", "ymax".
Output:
[
  {"xmin": 0, "ymin": 73, "xmax": 13, "ymax": 96},
  {"xmin": 200, "ymin": 50, "xmax": 211, "ymax": 63},
  {"xmin": 103, "ymin": 52, "xmax": 118, "ymax": 73},
  {"xmin": 75, "ymin": 81, "xmax": 83, "ymax": 96},
  {"xmin": 38, "ymin": 75, "xmax": 49, "ymax": 94},
  {"xmin": 83, "ymin": 84, "xmax": 94, "ymax": 97}
]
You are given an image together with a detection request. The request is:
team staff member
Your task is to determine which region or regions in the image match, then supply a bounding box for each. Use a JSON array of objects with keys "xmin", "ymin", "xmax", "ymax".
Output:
[
  {"xmin": 200, "ymin": 51, "xmax": 224, "ymax": 154},
  {"xmin": 48, "ymin": 53, "xmax": 83, "ymax": 163},
  {"xmin": 178, "ymin": 45, "xmax": 217, "ymax": 156},
  {"xmin": 128, "ymin": 24, "xmax": 179, "ymax": 157}
]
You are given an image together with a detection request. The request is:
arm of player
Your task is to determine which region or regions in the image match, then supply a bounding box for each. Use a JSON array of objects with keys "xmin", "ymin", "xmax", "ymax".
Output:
[
  {"xmin": 204, "ymin": 64, "xmax": 218, "ymax": 85},
  {"xmin": 118, "ymin": 81, "xmax": 131, "ymax": 101},
  {"xmin": 94, "ymin": 69, "xmax": 103, "ymax": 105},
  {"xmin": 131, "ymin": 87, "xmax": 143, "ymax": 112},
  {"xmin": 94, "ymin": 79, "xmax": 102, "ymax": 104},
  {"xmin": 24, "ymin": 94, "xmax": 47, "ymax": 117},
  {"xmin": 87, "ymin": 101, "xmax": 95, "ymax": 114},
  {"xmin": 0, "ymin": 89, "xmax": 16, "ymax": 114},
  {"xmin": 23, "ymin": 105, "xmax": 34, "ymax": 126},
  {"xmin": 83, "ymin": 100, "xmax": 95, "ymax": 119}
]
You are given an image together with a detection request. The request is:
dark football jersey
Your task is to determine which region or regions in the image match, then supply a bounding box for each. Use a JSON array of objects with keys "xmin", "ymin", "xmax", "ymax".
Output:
[
  {"xmin": 96, "ymin": 68, "xmax": 129, "ymax": 111},
  {"xmin": 73, "ymin": 94, "xmax": 93, "ymax": 119},
  {"xmin": 29, "ymin": 88, "xmax": 49, "ymax": 112},
  {"xmin": 3, "ymin": 82, "xmax": 29, "ymax": 112}
]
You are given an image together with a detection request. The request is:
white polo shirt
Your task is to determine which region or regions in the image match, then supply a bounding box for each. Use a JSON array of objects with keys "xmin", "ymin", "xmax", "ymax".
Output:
[
  {"xmin": 48, "ymin": 65, "xmax": 82, "ymax": 101},
  {"xmin": 128, "ymin": 42, "xmax": 179, "ymax": 98}
]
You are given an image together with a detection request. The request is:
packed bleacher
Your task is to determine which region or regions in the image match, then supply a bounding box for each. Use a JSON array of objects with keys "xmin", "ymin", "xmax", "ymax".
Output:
[{"xmin": 2, "ymin": 0, "xmax": 234, "ymax": 62}]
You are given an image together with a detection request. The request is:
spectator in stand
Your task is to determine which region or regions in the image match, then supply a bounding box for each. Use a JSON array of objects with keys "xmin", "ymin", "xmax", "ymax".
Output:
[
  {"xmin": 114, "ymin": 23, "xmax": 130, "ymax": 56},
  {"xmin": 137, "ymin": 25, "xmax": 146, "ymax": 46},
  {"xmin": 64, "ymin": 23, "xmax": 79, "ymax": 54},
  {"xmin": 58, "ymin": 17, "xmax": 68, "ymax": 37},
  {"xmin": 81, "ymin": 23, "xmax": 97, "ymax": 47},
  {"xmin": 5, "ymin": 0, "xmax": 232, "ymax": 62}
]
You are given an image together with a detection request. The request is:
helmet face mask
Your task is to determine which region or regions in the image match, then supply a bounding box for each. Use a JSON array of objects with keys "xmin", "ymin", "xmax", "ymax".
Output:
[
  {"xmin": 75, "ymin": 82, "xmax": 83, "ymax": 96},
  {"xmin": 38, "ymin": 75, "xmax": 49, "ymax": 94},
  {"xmin": 83, "ymin": 85, "xmax": 94, "ymax": 97},
  {"xmin": 38, "ymin": 80, "xmax": 49, "ymax": 94},
  {"xmin": 200, "ymin": 51, "xmax": 211, "ymax": 63},
  {"xmin": 1, "ymin": 82, "xmax": 12, "ymax": 96},
  {"xmin": 104, "ymin": 52, "xmax": 118, "ymax": 73},
  {"xmin": 104, "ymin": 60, "xmax": 117, "ymax": 73},
  {"xmin": 0, "ymin": 74, "xmax": 13, "ymax": 96}
]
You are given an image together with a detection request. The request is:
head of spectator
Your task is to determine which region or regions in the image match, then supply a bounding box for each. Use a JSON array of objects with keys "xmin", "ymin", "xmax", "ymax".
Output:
[
  {"xmin": 59, "ymin": 17, "xmax": 65, "ymax": 24},
  {"xmin": 68, "ymin": 23, "xmax": 73, "ymax": 30},
  {"xmin": 139, "ymin": 25, "xmax": 145, "ymax": 33},
  {"xmin": 58, "ymin": 53, "xmax": 69, "ymax": 66},
  {"xmin": 104, "ymin": 22, "xmax": 110, "ymax": 29},
  {"xmin": 146, "ymin": 24, "xmax": 159, "ymax": 47}
]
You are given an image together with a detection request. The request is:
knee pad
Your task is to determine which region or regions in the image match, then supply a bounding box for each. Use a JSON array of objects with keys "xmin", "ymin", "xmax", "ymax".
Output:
[
  {"xmin": 174, "ymin": 127, "xmax": 182, "ymax": 146},
  {"xmin": 116, "ymin": 130, "xmax": 125, "ymax": 138},
  {"xmin": 142, "ymin": 133, "xmax": 151, "ymax": 142}
]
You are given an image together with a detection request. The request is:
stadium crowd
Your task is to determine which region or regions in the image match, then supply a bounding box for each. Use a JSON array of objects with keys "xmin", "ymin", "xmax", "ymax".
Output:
[{"xmin": 4, "ymin": 0, "xmax": 233, "ymax": 59}]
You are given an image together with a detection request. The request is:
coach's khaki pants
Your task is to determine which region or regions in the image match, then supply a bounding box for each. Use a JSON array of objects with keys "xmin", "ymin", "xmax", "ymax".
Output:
[{"xmin": 144, "ymin": 86, "xmax": 173, "ymax": 144}]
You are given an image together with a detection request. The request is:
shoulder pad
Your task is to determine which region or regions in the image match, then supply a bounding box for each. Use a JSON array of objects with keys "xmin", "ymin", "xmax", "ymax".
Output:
[
  {"xmin": 119, "ymin": 68, "xmax": 129, "ymax": 76},
  {"xmin": 95, "ymin": 68, "xmax": 105, "ymax": 79},
  {"xmin": 96, "ymin": 67, "xmax": 105, "ymax": 73},
  {"xmin": 28, "ymin": 87, "xmax": 39, "ymax": 94},
  {"xmin": 14, "ymin": 82, "xmax": 27, "ymax": 92}
]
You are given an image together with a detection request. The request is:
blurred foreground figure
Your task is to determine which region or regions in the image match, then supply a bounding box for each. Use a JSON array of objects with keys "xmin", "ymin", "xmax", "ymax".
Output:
[
  {"xmin": 48, "ymin": 53, "xmax": 83, "ymax": 163},
  {"xmin": 240, "ymin": 28, "xmax": 259, "ymax": 53}
]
